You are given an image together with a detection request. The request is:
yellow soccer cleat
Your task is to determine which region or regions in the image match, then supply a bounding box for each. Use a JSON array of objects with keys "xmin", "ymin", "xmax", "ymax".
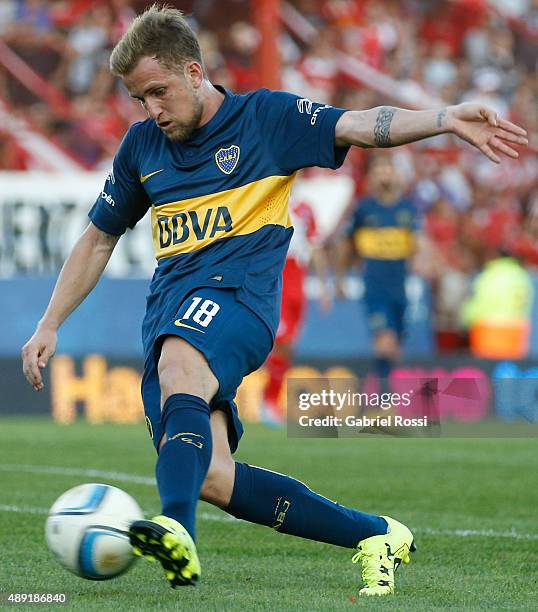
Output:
[
  {"xmin": 352, "ymin": 516, "xmax": 415, "ymax": 597},
  {"xmin": 129, "ymin": 515, "xmax": 201, "ymax": 588}
]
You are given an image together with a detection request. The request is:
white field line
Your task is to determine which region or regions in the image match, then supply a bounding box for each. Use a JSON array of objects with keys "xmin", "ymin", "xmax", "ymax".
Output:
[
  {"xmin": 417, "ymin": 526, "xmax": 538, "ymax": 541},
  {"xmin": 1, "ymin": 464, "xmax": 537, "ymax": 541},
  {"xmin": 0, "ymin": 504, "xmax": 49, "ymax": 515},
  {"xmin": 0, "ymin": 463, "xmax": 156, "ymax": 485},
  {"xmin": 0, "ymin": 504, "xmax": 236, "ymax": 524}
]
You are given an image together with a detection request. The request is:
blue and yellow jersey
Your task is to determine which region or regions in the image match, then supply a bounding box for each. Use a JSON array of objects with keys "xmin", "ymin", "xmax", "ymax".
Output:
[
  {"xmin": 347, "ymin": 196, "xmax": 419, "ymax": 292},
  {"xmin": 88, "ymin": 87, "xmax": 348, "ymax": 352}
]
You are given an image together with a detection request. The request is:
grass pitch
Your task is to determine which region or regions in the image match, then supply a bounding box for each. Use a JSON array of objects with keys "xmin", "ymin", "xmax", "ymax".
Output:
[{"xmin": 0, "ymin": 417, "xmax": 536, "ymax": 610}]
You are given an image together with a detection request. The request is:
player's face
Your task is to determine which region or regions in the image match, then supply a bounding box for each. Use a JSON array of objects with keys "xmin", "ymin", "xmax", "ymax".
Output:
[
  {"xmin": 123, "ymin": 56, "xmax": 203, "ymax": 142},
  {"xmin": 369, "ymin": 160, "xmax": 399, "ymax": 194}
]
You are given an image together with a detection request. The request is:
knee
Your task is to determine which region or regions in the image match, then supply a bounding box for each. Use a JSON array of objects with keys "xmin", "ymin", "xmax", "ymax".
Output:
[
  {"xmin": 158, "ymin": 354, "xmax": 193, "ymax": 401},
  {"xmin": 200, "ymin": 455, "xmax": 235, "ymax": 508},
  {"xmin": 157, "ymin": 340, "xmax": 218, "ymax": 403}
]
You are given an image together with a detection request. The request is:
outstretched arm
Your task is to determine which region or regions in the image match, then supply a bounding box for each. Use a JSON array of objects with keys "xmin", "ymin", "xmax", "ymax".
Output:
[
  {"xmin": 21, "ymin": 222, "xmax": 120, "ymax": 391},
  {"xmin": 335, "ymin": 103, "xmax": 528, "ymax": 163}
]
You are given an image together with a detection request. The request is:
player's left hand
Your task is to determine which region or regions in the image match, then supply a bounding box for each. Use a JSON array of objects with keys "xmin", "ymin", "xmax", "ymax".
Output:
[{"xmin": 446, "ymin": 103, "xmax": 528, "ymax": 163}]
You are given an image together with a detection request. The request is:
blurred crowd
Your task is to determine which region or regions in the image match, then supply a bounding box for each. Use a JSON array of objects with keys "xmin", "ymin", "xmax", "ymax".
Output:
[{"xmin": 0, "ymin": 0, "xmax": 537, "ymax": 346}]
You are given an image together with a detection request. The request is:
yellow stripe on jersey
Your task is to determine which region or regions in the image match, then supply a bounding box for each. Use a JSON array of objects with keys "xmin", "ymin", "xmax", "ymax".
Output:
[
  {"xmin": 354, "ymin": 227, "xmax": 415, "ymax": 260},
  {"xmin": 151, "ymin": 174, "xmax": 295, "ymax": 260}
]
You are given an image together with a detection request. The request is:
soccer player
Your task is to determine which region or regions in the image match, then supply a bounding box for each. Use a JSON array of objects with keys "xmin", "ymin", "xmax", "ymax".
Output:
[
  {"xmin": 337, "ymin": 154, "xmax": 420, "ymax": 394},
  {"xmin": 21, "ymin": 6, "xmax": 527, "ymax": 597}
]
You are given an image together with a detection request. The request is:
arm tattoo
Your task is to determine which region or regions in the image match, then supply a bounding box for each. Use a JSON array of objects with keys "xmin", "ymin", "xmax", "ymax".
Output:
[
  {"xmin": 373, "ymin": 107, "xmax": 396, "ymax": 147},
  {"xmin": 437, "ymin": 108, "xmax": 447, "ymax": 128}
]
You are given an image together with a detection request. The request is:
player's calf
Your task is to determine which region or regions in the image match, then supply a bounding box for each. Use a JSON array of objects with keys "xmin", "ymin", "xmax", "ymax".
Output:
[{"xmin": 199, "ymin": 455, "xmax": 235, "ymax": 507}]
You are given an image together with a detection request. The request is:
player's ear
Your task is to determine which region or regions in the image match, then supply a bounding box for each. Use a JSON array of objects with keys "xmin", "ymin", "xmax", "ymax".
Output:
[{"xmin": 184, "ymin": 61, "xmax": 203, "ymax": 89}]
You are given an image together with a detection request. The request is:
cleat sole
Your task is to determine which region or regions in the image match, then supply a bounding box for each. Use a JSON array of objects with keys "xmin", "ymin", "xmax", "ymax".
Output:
[{"xmin": 129, "ymin": 520, "xmax": 199, "ymax": 587}]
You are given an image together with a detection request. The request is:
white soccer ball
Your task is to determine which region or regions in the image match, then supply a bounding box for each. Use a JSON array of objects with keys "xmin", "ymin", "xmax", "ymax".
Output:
[{"xmin": 45, "ymin": 483, "xmax": 144, "ymax": 580}]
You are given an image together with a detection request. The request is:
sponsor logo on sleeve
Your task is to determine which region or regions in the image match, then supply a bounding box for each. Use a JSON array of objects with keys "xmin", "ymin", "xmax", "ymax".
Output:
[
  {"xmin": 310, "ymin": 104, "xmax": 332, "ymax": 126},
  {"xmin": 296, "ymin": 98, "xmax": 313, "ymax": 114},
  {"xmin": 101, "ymin": 191, "xmax": 115, "ymax": 207}
]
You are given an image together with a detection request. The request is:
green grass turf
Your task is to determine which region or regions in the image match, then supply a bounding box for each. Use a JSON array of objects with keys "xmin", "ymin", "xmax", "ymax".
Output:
[{"xmin": 0, "ymin": 417, "xmax": 537, "ymax": 610}]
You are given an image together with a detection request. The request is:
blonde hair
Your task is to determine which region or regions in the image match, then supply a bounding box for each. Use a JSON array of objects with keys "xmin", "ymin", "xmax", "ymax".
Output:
[{"xmin": 110, "ymin": 4, "xmax": 205, "ymax": 76}]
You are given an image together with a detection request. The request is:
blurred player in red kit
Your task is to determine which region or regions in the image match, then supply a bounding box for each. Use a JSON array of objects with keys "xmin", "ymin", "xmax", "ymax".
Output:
[{"xmin": 261, "ymin": 197, "xmax": 330, "ymax": 426}]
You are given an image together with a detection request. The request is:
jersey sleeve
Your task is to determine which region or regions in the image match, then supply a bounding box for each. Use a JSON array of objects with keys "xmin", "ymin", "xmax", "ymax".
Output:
[
  {"xmin": 88, "ymin": 124, "xmax": 151, "ymax": 236},
  {"xmin": 256, "ymin": 90, "xmax": 350, "ymax": 173}
]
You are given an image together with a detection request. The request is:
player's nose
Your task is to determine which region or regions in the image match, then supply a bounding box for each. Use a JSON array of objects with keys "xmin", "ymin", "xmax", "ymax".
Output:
[{"xmin": 145, "ymin": 99, "xmax": 163, "ymax": 121}]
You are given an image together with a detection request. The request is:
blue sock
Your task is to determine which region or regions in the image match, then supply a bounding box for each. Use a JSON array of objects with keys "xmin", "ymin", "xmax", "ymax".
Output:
[
  {"xmin": 227, "ymin": 463, "xmax": 387, "ymax": 548},
  {"xmin": 156, "ymin": 393, "xmax": 212, "ymax": 540}
]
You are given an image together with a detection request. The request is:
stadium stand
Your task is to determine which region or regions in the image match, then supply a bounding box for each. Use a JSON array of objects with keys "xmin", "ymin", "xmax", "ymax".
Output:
[{"xmin": 0, "ymin": 0, "xmax": 536, "ymax": 354}]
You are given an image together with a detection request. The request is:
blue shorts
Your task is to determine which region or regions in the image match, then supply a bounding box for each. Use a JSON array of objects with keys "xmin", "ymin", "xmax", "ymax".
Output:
[
  {"xmin": 364, "ymin": 289, "xmax": 407, "ymax": 339},
  {"xmin": 141, "ymin": 287, "xmax": 273, "ymax": 453}
]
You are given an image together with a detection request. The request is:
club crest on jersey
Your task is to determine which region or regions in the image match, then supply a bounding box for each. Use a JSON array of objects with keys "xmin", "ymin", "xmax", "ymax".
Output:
[{"xmin": 215, "ymin": 145, "xmax": 240, "ymax": 174}]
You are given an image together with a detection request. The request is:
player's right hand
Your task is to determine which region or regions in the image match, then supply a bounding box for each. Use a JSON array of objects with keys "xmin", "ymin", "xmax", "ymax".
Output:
[{"xmin": 21, "ymin": 326, "xmax": 57, "ymax": 391}]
